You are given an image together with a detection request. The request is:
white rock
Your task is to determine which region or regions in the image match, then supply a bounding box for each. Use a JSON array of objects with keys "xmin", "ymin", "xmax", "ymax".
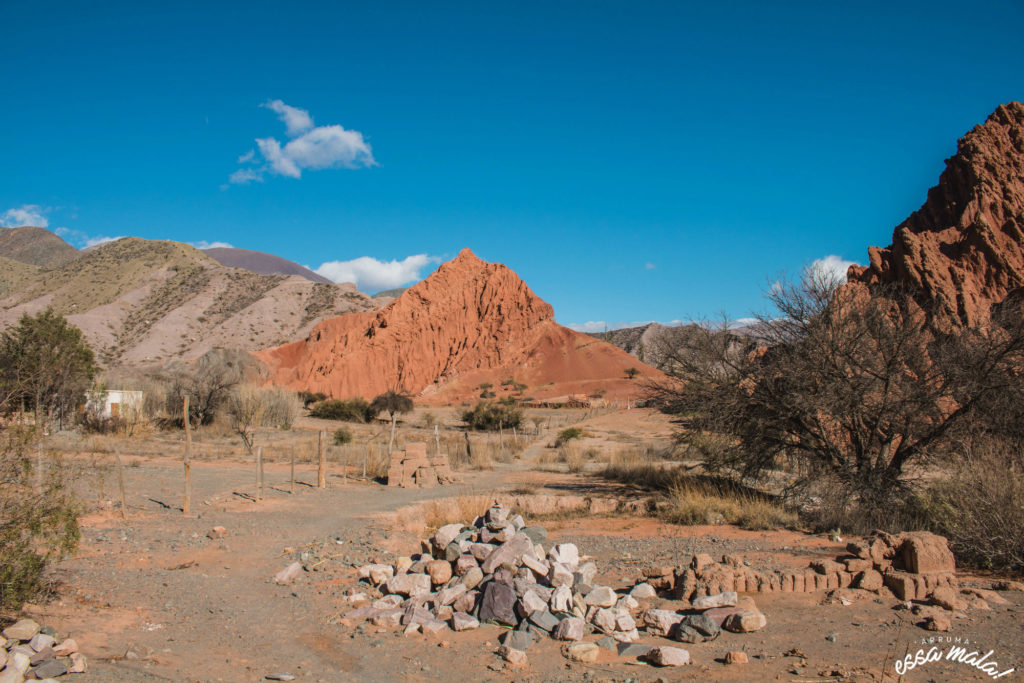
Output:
[
  {"xmin": 451, "ymin": 612, "xmax": 480, "ymax": 631},
  {"xmin": 547, "ymin": 543, "xmax": 579, "ymax": 570},
  {"xmin": 616, "ymin": 595, "xmax": 640, "ymax": 612},
  {"xmin": 274, "ymin": 562, "xmax": 303, "ymax": 585},
  {"xmin": 643, "ymin": 609, "xmax": 684, "ymax": 637},
  {"xmin": 522, "ymin": 590, "xmax": 547, "ymax": 615},
  {"xmin": 550, "ymin": 563, "xmax": 574, "ymax": 587},
  {"xmin": 650, "ymin": 646, "xmax": 691, "ymax": 666},
  {"xmin": 553, "ymin": 616, "xmax": 584, "ymax": 641},
  {"xmin": 386, "ymin": 573, "xmax": 431, "ymax": 597},
  {"xmin": 551, "ymin": 585, "xmax": 572, "ymax": 612},
  {"xmin": 434, "ymin": 523, "xmax": 464, "ymax": 549},
  {"xmin": 585, "ymin": 586, "xmax": 617, "ymax": 607},
  {"xmin": 629, "ymin": 582, "xmax": 657, "ymax": 599},
  {"xmin": 521, "ymin": 553, "xmax": 549, "ymax": 577},
  {"xmin": 692, "ymin": 591, "xmax": 738, "ymax": 610},
  {"xmin": 592, "ymin": 607, "xmax": 617, "ymax": 633}
]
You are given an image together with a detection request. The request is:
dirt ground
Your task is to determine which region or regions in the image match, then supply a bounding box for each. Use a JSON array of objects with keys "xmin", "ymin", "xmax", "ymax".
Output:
[{"xmin": 11, "ymin": 408, "xmax": 1024, "ymax": 682}]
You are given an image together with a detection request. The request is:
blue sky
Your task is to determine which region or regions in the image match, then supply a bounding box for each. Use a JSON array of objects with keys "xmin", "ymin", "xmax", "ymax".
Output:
[{"xmin": 2, "ymin": 1, "xmax": 1022, "ymax": 330}]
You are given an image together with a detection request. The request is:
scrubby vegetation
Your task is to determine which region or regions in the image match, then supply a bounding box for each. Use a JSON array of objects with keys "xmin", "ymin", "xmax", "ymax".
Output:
[
  {"xmin": 309, "ymin": 397, "xmax": 373, "ymax": 422},
  {"xmin": 555, "ymin": 427, "xmax": 583, "ymax": 447},
  {"xmin": 333, "ymin": 427, "xmax": 354, "ymax": 445},
  {"xmin": 0, "ymin": 427, "xmax": 80, "ymax": 610},
  {"xmin": 461, "ymin": 398, "xmax": 523, "ymax": 431}
]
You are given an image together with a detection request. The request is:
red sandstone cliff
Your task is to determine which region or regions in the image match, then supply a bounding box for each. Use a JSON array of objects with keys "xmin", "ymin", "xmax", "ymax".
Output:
[
  {"xmin": 258, "ymin": 249, "xmax": 659, "ymax": 401},
  {"xmin": 848, "ymin": 102, "xmax": 1024, "ymax": 326}
]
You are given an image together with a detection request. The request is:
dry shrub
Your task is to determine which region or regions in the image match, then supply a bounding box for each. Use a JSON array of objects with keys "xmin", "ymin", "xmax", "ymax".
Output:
[
  {"xmin": 423, "ymin": 492, "xmax": 493, "ymax": 530},
  {"xmin": 665, "ymin": 479, "xmax": 797, "ymax": 530},
  {"xmin": 600, "ymin": 445, "xmax": 796, "ymax": 531},
  {"xmin": 0, "ymin": 427, "xmax": 80, "ymax": 610},
  {"xmin": 911, "ymin": 442, "xmax": 1024, "ymax": 572},
  {"xmin": 259, "ymin": 387, "xmax": 300, "ymax": 429}
]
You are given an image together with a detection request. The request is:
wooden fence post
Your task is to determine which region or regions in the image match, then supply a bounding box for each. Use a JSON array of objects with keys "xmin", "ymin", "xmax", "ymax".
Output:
[
  {"xmin": 290, "ymin": 446, "xmax": 296, "ymax": 494},
  {"xmin": 183, "ymin": 396, "xmax": 192, "ymax": 515},
  {"xmin": 115, "ymin": 450, "xmax": 128, "ymax": 520},
  {"xmin": 318, "ymin": 430, "xmax": 326, "ymax": 488},
  {"xmin": 257, "ymin": 446, "xmax": 264, "ymax": 501}
]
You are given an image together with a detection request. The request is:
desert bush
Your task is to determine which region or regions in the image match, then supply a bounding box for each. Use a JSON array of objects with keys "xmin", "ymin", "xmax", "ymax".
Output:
[
  {"xmin": 664, "ymin": 479, "xmax": 798, "ymax": 530},
  {"xmin": 333, "ymin": 427, "xmax": 354, "ymax": 445},
  {"xmin": 910, "ymin": 441, "xmax": 1024, "ymax": 572},
  {"xmin": 259, "ymin": 387, "xmax": 300, "ymax": 429},
  {"xmin": 0, "ymin": 427, "xmax": 80, "ymax": 610},
  {"xmin": 461, "ymin": 398, "xmax": 523, "ymax": 431},
  {"xmin": 309, "ymin": 397, "xmax": 371, "ymax": 422},
  {"xmin": 226, "ymin": 385, "xmax": 265, "ymax": 453},
  {"xmin": 649, "ymin": 268, "xmax": 1024, "ymax": 515},
  {"xmin": 555, "ymin": 427, "xmax": 583, "ymax": 447},
  {"xmin": 422, "ymin": 412, "xmax": 437, "ymax": 428},
  {"xmin": 298, "ymin": 391, "xmax": 328, "ymax": 407},
  {"xmin": 370, "ymin": 391, "xmax": 415, "ymax": 453}
]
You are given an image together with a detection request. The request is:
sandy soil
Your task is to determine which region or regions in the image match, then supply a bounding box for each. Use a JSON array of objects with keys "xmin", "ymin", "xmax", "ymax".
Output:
[{"xmin": 9, "ymin": 409, "xmax": 1024, "ymax": 682}]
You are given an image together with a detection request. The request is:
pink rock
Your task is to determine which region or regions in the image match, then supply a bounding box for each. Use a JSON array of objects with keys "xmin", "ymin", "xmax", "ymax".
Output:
[
  {"xmin": 273, "ymin": 562, "xmax": 303, "ymax": 585},
  {"xmin": 649, "ymin": 646, "xmax": 691, "ymax": 666}
]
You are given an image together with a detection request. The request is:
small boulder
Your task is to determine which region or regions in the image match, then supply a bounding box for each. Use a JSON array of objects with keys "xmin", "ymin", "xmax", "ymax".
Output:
[
  {"xmin": 691, "ymin": 591, "xmax": 737, "ymax": 610},
  {"xmin": 563, "ymin": 642, "xmax": 599, "ymax": 663},
  {"xmin": 2, "ymin": 619, "xmax": 40, "ymax": 641},
  {"xmin": 725, "ymin": 651, "xmax": 749, "ymax": 665},
  {"xmin": 273, "ymin": 562, "xmax": 303, "ymax": 585},
  {"xmin": 426, "ymin": 559, "xmax": 452, "ymax": 585},
  {"xmin": 649, "ymin": 646, "xmax": 691, "ymax": 667},
  {"xmin": 452, "ymin": 612, "xmax": 480, "ymax": 631},
  {"xmin": 584, "ymin": 586, "xmax": 617, "ymax": 608},
  {"xmin": 553, "ymin": 617, "xmax": 584, "ymax": 641},
  {"xmin": 723, "ymin": 610, "xmax": 767, "ymax": 633},
  {"xmin": 630, "ymin": 582, "xmax": 657, "ymax": 599}
]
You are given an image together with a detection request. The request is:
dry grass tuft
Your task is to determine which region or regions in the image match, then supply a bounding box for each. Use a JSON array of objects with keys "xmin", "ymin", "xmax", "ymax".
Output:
[{"xmin": 664, "ymin": 479, "xmax": 798, "ymax": 530}]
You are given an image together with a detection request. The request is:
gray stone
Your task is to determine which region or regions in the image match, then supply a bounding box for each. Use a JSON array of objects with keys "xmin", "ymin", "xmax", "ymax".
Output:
[
  {"xmin": 597, "ymin": 636, "xmax": 617, "ymax": 651},
  {"xmin": 469, "ymin": 543, "xmax": 496, "ymax": 561},
  {"xmin": 521, "ymin": 589, "xmax": 547, "ymax": 615},
  {"xmin": 528, "ymin": 609, "xmax": 560, "ymax": 632},
  {"xmin": 29, "ymin": 645, "xmax": 56, "ymax": 665},
  {"xmin": 592, "ymin": 607, "xmax": 617, "ymax": 633},
  {"xmin": 682, "ymin": 614, "xmax": 721, "ymax": 638},
  {"xmin": 617, "ymin": 642, "xmax": 654, "ymax": 657},
  {"xmin": 550, "ymin": 584, "xmax": 572, "ymax": 612},
  {"xmin": 31, "ymin": 658, "xmax": 68, "ymax": 679},
  {"xmin": 434, "ymin": 523, "xmax": 465, "ymax": 549},
  {"xmin": 486, "ymin": 504, "xmax": 510, "ymax": 523},
  {"xmin": 444, "ymin": 543, "xmax": 462, "ymax": 561},
  {"xmin": 28, "ymin": 634, "xmax": 55, "ymax": 652},
  {"xmin": 479, "ymin": 581, "xmax": 518, "ymax": 626},
  {"xmin": 521, "ymin": 526, "xmax": 547, "ymax": 543},
  {"xmin": 499, "ymin": 629, "xmax": 534, "ymax": 651},
  {"xmin": 460, "ymin": 567, "xmax": 484, "ymax": 590},
  {"xmin": 550, "ymin": 563, "xmax": 574, "ymax": 587}
]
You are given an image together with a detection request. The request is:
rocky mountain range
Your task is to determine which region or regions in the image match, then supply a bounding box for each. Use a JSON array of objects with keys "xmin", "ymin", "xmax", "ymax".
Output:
[
  {"xmin": 848, "ymin": 101, "xmax": 1024, "ymax": 327},
  {"xmin": 0, "ymin": 231, "xmax": 377, "ymax": 366},
  {"xmin": 259, "ymin": 249, "xmax": 660, "ymax": 402}
]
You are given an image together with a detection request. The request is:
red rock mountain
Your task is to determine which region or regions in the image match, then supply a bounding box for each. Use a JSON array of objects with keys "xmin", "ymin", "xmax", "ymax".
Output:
[
  {"xmin": 848, "ymin": 102, "xmax": 1024, "ymax": 326},
  {"xmin": 258, "ymin": 249, "xmax": 660, "ymax": 401}
]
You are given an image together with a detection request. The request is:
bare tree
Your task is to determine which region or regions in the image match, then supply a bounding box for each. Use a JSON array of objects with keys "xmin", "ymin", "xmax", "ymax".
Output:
[
  {"xmin": 648, "ymin": 268, "xmax": 1024, "ymax": 526},
  {"xmin": 226, "ymin": 385, "xmax": 266, "ymax": 453}
]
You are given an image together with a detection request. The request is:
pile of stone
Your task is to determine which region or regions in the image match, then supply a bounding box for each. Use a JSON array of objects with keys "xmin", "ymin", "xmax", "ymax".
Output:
[
  {"xmin": 1, "ymin": 618, "xmax": 85, "ymax": 681},
  {"xmin": 638, "ymin": 530, "xmax": 959, "ymax": 604},
  {"xmin": 344, "ymin": 503, "xmax": 767, "ymax": 668},
  {"xmin": 387, "ymin": 443, "xmax": 458, "ymax": 488}
]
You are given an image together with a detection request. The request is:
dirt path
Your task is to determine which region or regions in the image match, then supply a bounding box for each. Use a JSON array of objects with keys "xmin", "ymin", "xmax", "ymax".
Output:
[{"xmin": 16, "ymin": 417, "xmax": 1024, "ymax": 682}]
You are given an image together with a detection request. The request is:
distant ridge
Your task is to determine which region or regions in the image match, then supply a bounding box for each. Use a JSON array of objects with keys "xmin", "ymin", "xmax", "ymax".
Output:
[
  {"xmin": 203, "ymin": 247, "xmax": 332, "ymax": 284},
  {"xmin": 0, "ymin": 226, "xmax": 78, "ymax": 268}
]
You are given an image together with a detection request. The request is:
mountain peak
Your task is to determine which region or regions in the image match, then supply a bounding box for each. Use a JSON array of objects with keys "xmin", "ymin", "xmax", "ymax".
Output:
[{"xmin": 849, "ymin": 101, "xmax": 1024, "ymax": 326}]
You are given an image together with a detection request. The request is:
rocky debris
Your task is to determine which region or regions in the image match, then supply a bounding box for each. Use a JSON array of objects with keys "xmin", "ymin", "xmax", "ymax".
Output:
[
  {"xmin": 345, "ymin": 503, "xmax": 773, "ymax": 669},
  {"xmin": 206, "ymin": 526, "xmax": 227, "ymax": 539},
  {"xmin": 630, "ymin": 531, "xmax": 961, "ymax": 608},
  {"xmin": 725, "ymin": 650, "xmax": 749, "ymax": 664},
  {"xmin": 387, "ymin": 443, "xmax": 458, "ymax": 488},
  {"xmin": 0, "ymin": 621, "xmax": 85, "ymax": 680},
  {"xmin": 847, "ymin": 101, "xmax": 1024, "ymax": 328}
]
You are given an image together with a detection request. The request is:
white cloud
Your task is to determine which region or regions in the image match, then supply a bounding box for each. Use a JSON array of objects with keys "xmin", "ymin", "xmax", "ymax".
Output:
[
  {"xmin": 191, "ymin": 240, "xmax": 234, "ymax": 249},
  {"xmin": 229, "ymin": 100, "xmax": 375, "ymax": 184},
  {"xmin": 84, "ymin": 235, "xmax": 126, "ymax": 248},
  {"xmin": 645, "ymin": 262, "xmax": 656, "ymax": 270},
  {"xmin": 0, "ymin": 204, "xmax": 49, "ymax": 228},
  {"xmin": 809, "ymin": 254, "xmax": 859, "ymax": 284},
  {"xmin": 315, "ymin": 254, "xmax": 437, "ymax": 292},
  {"xmin": 263, "ymin": 99, "xmax": 314, "ymax": 137}
]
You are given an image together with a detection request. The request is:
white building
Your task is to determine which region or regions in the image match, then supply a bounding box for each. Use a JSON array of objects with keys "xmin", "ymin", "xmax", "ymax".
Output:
[{"xmin": 85, "ymin": 390, "xmax": 144, "ymax": 420}]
